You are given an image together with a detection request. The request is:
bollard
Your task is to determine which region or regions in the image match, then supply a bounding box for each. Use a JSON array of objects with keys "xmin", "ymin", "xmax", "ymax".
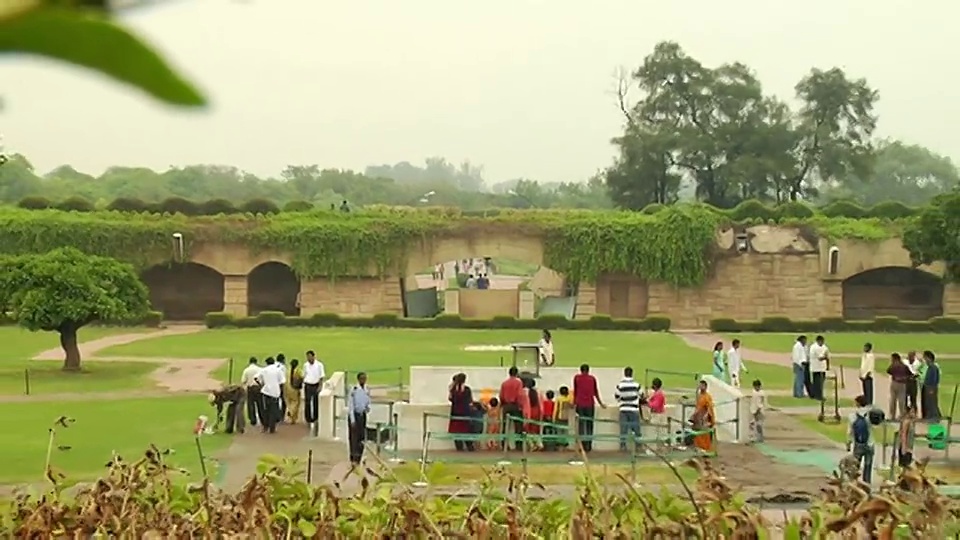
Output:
[
  {"xmin": 24, "ymin": 369, "xmax": 30, "ymax": 396},
  {"xmin": 227, "ymin": 357, "xmax": 235, "ymax": 384},
  {"xmin": 306, "ymin": 449, "xmax": 314, "ymax": 483}
]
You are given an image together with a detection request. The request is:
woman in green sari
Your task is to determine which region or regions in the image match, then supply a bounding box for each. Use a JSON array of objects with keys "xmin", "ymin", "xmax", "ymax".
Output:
[{"xmin": 711, "ymin": 341, "xmax": 726, "ymax": 380}]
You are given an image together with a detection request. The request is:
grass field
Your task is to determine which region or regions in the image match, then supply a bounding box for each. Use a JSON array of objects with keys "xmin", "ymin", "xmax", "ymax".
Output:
[
  {"xmin": 389, "ymin": 461, "xmax": 695, "ymax": 486},
  {"xmin": 726, "ymin": 333, "xmax": 960, "ymax": 356},
  {"xmin": 98, "ymin": 328, "xmax": 800, "ymax": 392},
  {"xmin": 0, "ymin": 396, "xmax": 230, "ymax": 484}
]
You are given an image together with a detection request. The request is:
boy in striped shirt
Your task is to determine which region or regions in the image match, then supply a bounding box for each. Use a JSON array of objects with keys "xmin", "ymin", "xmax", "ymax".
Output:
[{"xmin": 615, "ymin": 367, "xmax": 642, "ymax": 453}]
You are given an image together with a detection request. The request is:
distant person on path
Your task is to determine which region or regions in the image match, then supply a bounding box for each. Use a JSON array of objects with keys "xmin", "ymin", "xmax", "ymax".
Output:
[
  {"xmin": 285, "ymin": 359, "xmax": 304, "ymax": 424},
  {"xmin": 465, "ymin": 274, "xmax": 478, "ymax": 289},
  {"xmin": 922, "ymin": 350, "xmax": 942, "ymax": 421},
  {"xmin": 905, "ymin": 351, "xmax": 922, "ymax": 412},
  {"xmin": 256, "ymin": 356, "xmax": 284, "ymax": 434},
  {"xmin": 240, "ymin": 356, "xmax": 264, "ymax": 427},
  {"xmin": 347, "ymin": 372, "xmax": 371, "ymax": 465},
  {"xmin": 573, "ymin": 364, "xmax": 606, "ymax": 452},
  {"xmin": 614, "ymin": 367, "xmax": 642, "ymax": 453},
  {"xmin": 847, "ymin": 394, "xmax": 875, "ymax": 484},
  {"xmin": 711, "ymin": 341, "xmax": 726, "ymax": 380},
  {"xmin": 302, "ymin": 350, "xmax": 325, "ymax": 436},
  {"xmin": 276, "ymin": 354, "xmax": 288, "ymax": 421},
  {"xmin": 691, "ymin": 380, "xmax": 715, "ymax": 453},
  {"xmin": 477, "ymin": 274, "xmax": 490, "ymax": 289},
  {"xmin": 809, "ymin": 336, "xmax": 830, "ymax": 401},
  {"xmin": 749, "ymin": 379, "xmax": 767, "ymax": 443},
  {"xmin": 791, "ymin": 335, "xmax": 808, "ymax": 398},
  {"xmin": 484, "ymin": 397, "xmax": 501, "ymax": 450},
  {"xmin": 538, "ymin": 329, "xmax": 555, "ymax": 366},
  {"xmin": 499, "ymin": 367, "xmax": 525, "ymax": 450},
  {"xmin": 887, "ymin": 353, "xmax": 910, "ymax": 421},
  {"xmin": 726, "ymin": 339, "xmax": 747, "ymax": 387},
  {"xmin": 859, "ymin": 343, "xmax": 875, "ymax": 405},
  {"xmin": 448, "ymin": 373, "xmax": 475, "ymax": 451}
]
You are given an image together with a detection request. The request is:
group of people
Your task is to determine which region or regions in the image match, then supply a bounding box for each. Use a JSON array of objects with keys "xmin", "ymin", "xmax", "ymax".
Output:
[
  {"xmin": 440, "ymin": 364, "xmax": 739, "ymax": 455},
  {"xmin": 859, "ymin": 345, "xmax": 942, "ymax": 422},
  {"xmin": 236, "ymin": 351, "xmax": 327, "ymax": 435}
]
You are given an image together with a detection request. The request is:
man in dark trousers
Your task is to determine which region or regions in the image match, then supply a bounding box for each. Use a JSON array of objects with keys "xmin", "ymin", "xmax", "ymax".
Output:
[
  {"xmin": 347, "ymin": 372, "xmax": 371, "ymax": 465},
  {"xmin": 209, "ymin": 384, "xmax": 246, "ymax": 434},
  {"xmin": 240, "ymin": 356, "xmax": 264, "ymax": 426},
  {"xmin": 302, "ymin": 350, "xmax": 326, "ymax": 436},
  {"xmin": 498, "ymin": 367, "xmax": 525, "ymax": 450},
  {"xmin": 573, "ymin": 363, "xmax": 606, "ymax": 452}
]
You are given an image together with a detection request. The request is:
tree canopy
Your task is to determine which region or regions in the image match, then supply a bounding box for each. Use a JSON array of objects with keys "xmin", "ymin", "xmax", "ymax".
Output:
[{"xmin": 0, "ymin": 247, "xmax": 150, "ymax": 370}]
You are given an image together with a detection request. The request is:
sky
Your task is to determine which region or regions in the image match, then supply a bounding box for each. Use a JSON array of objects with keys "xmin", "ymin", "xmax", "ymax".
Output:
[{"xmin": 2, "ymin": 1, "xmax": 958, "ymax": 184}]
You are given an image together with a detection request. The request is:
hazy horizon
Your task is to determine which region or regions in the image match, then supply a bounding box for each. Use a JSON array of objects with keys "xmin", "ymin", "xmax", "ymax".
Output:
[{"xmin": 3, "ymin": 0, "xmax": 959, "ymax": 183}]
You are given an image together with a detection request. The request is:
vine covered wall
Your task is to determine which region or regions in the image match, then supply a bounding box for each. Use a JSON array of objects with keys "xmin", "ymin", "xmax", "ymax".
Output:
[{"xmin": 0, "ymin": 205, "xmax": 907, "ymax": 287}]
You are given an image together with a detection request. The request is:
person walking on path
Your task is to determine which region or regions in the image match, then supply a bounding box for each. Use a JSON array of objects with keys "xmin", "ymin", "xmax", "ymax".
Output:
[
  {"xmin": 859, "ymin": 343, "xmax": 875, "ymax": 406},
  {"xmin": 347, "ymin": 372, "xmax": 371, "ymax": 465},
  {"xmin": 808, "ymin": 336, "xmax": 830, "ymax": 401},
  {"xmin": 711, "ymin": 341, "xmax": 726, "ymax": 381},
  {"xmin": 240, "ymin": 356, "xmax": 264, "ymax": 427},
  {"xmin": 727, "ymin": 339, "xmax": 748, "ymax": 388},
  {"xmin": 922, "ymin": 350, "xmax": 942, "ymax": 421},
  {"xmin": 847, "ymin": 395, "xmax": 875, "ymax": 485},
  {"xmin": 257, "ymin": 356, "xmax": 285, "ymax": 434},
  {"xmin": 791, "ymin": 336, "xmax": 808, "ymax": 398},
  {"xmin": 302, "ymin": 350, "xmax": 325, "ymax": 437},
  {"xmin": 573, "ymin": 363, "xmax": 606, "ymax": 452},
  {"xmin": 887, "ymin": 353, "xmax": 910, "ymax": 422},
  {"xmin": 614, "ymin": 367, "xmax": 642, "ymax": 453}
]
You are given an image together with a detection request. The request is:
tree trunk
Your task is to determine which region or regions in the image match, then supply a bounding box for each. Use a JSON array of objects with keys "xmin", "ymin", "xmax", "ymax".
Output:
[{"xmin": 60, "ymin": 326, "xmax": 81, "ymax": 372}]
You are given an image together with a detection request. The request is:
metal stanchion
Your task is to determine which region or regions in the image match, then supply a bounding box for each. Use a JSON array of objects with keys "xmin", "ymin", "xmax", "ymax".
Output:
[{"xmin": 23, "ymin": 369, "xmax": 30, "ymax": 396}]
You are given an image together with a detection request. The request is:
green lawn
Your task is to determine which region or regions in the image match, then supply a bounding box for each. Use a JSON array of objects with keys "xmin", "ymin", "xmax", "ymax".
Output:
[
  {"xmin": 0, "ymin": 396, "xmax": 230, "ymax": 484},
  {"xmin": 726, "ymin": 333, "xmax": 960, "ymax": 356},
  {"xmin": 493, "ymin": 259, "xmax": 540, "ymax": 277},
  {"xmin": 98, "ymin": 328, "xmax": 798, "ymax": 391},
  {"xmin": 0, "ymin": 361, "xmax": 159, "ymax": 396},
  {"xmin": 0, "ymin": 326, "xmax": 138, "ymax": 360},
  {"xmin": 767, "ymin": 395, "xmax": 855, "ymax": 409}
]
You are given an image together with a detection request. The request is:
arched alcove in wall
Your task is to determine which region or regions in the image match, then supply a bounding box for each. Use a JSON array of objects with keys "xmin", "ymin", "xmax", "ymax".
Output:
[
  {"xmin": 842, "ymin": 266, "xmax": 944, "ymax": 321},
  {"xmin": 247, "ymin": 262, "xmax": 301, "ymax": 316},
  {"xmin": 141, "ymin": 262, "xmax": 225, "ymax": 320}
]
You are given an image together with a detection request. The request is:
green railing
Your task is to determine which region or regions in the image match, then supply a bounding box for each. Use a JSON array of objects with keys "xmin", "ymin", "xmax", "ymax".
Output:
[{"xmin": 879, "ymin": 383, "xmax": 959, "ymax": 481}]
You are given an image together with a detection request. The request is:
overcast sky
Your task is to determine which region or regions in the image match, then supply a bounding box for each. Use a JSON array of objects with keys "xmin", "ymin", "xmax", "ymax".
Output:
[{"xmin": 3, "ymin": 0, "xmax": 957, "ymax": 183}]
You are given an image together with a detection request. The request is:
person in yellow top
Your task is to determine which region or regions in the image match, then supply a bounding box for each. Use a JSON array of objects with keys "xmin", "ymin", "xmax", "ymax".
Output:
[
  {"xmin": 553, "ymin": 385, "xmax": 573, "ymax": 450},
  {"xmin": 284, "ymin": 359, "xmax": 305, "ymax": 424}
]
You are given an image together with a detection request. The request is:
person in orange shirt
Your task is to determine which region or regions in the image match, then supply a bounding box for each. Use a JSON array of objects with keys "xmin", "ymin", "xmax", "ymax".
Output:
[{"xmin": 691, "ymin": 380, "xmax": 716, "ymax": 453}]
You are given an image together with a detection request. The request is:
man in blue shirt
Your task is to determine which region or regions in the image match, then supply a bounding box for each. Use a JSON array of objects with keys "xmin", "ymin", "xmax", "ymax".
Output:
[
  {"xmin": 921, "ymin": 350, "xmax": 941, "ymax": 421},
  {"xmin": 347, "ymin": 372, "xmax": 371, "ymax": 465}
]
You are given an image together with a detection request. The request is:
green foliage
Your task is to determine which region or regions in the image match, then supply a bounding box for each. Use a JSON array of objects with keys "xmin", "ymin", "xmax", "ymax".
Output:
[
  {"xmin": 729, "ymin": 199, "xmax": 778, "ymax": 222},
  {"xmin": 776, "ymin": 201, "xmax": 816, "ymax": 219},
  {"xmin": 0, "ymin": 5, "xmax": 204, "ymax": 107},
  {"xmin": 710, "ymin": 316, "xmax": 960, "ymax": 333},
  {"xmin": 205, "ymin": 311, "xmax": 672, "ymax": 332},
  {"xmin": 241, "ymin": 198, "xmax": 281, "ymax": 215},
  {"xmin": 198, "ymin": 199, "xmax": 237, "ymax": 216},
  {"xmin": 868, "ymin": 200, "xmax": 916, "ymax": 220},
  {"xmin": 106, "ymin": 197, "xmax": 151, "ymax": 213},
  {"xmin": 640, "ymin": 203, "xmax": 665, "ymax": 214},
  {"xmin": 283, "ymin": 200, "xmax": 314, "ymax": 212},
  {"xmin": 54, "ymin": 195, "xmax": 94, "ymax": 213},
  {"xmin": 821, "ymin": 200, "xmax": 867, "ymax": 219},
  {"xmin": 903, "ymin": 192, "xmax": 960, "ymax": 280},
  {"xmin": 17, "ymin": 196, "xmax": 51, "ymax": 210}
]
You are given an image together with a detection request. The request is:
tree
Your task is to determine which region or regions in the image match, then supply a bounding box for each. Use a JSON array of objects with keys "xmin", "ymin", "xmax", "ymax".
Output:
[
  {"xmin": 903, "ymin": 192, "xmax": 960, "ymax": 280},
  {"xmin": 821, "ymin": 139, "xmax": 959, "ymax": 206},
  {"xmin": 610, "ymin": 41, "xmax": 879, "ymax": 207},
  {"xmin": 0, "ymin": 248, "xmax": 150, "ymax": 371}
]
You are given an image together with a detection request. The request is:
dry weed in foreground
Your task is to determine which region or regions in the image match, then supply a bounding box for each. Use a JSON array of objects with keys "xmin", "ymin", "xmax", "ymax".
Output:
[{"xmin": 0, "ymin": 420, "xmax": 958, "ymax": 538}]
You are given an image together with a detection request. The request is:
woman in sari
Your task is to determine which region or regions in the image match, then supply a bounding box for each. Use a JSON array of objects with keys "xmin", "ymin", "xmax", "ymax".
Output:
[
  {"xmin": 448, "ymin": 373, "xmax": 475, "ymax": 451},
  {"xmin": 284, "ymin": 359, "xmax": 304, "ymax": 424},
  {"xmin": 691, "ymin": 380, "xmax": 716, "ymax": 453},
  {"xmin": 711, "ymin": 341, "xmax": 726, "ymax": 380}
]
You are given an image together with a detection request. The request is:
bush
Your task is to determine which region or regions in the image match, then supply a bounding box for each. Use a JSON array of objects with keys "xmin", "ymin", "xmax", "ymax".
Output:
[
  {"xmin": 241, "ymin": 198, "xmax": 280, "ymax": 215},
  {"xmin": 203, "ymin": 311, "xmax": 672, "ymax": 331},
  {"xmin": 283, "ymin": 200, "xmax": 314, "ymax": 212},
  {"xmin": 821, "ymin": 200, "xmax": 867, "ymax": 219},
  {"xmin": 868, "ymin": 200, "xmax": 916, "ymax": 220},
  {"xmin": 640, "ymin": 203, "xmax": 665, "ymax": 215},
  {"xmin": 727, "ymin": 199, "xmax": 777, "ymax": 222},
  {"xmin": 16, "ymin": 196, "xmax": 52, "ymax": 210},
  {"xmin": 710, "ymin": 316, "xmax": 960, "ymax": 333},
  {"xmin": 776, "ymin": 200, "xmax": 816, "ymax": 220},
  {"xmin": 55, "ymin": 196, "xmax": 95, "ymax": 212},
  {"xmin": 199, "ymin": 198, "xmax": 238, "ymax": 216},
  {"xmin": 157, "ymin": 196, "xmax": 199, "ymax": 216},
  {"xmin": 106, "ymin": 197, "xmax": 151, "ymax": 213}
]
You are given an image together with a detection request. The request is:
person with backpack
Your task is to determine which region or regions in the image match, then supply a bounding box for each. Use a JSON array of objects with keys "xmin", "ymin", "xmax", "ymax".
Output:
[{"xmin": 847, "ymin": 394, "xmax": 875, "ymax": 484}]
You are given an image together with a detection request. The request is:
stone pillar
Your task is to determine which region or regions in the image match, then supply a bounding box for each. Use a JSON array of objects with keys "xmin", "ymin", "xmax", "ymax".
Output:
[
  {"xmin": 944, "ymin": 284, "xmax": 960, "ymax": 318},
  {"xmin": 574, "ymin": 283, "xmax": 596, "ymax": 320},
  {"xmin": 443, "ymin": 289, "xmax": 460, "ymax": 315},
  {"xmin": 518, "ymin": 290, "xmax": 535, "ymax": 319},
  {"xmin": 224, "ymin": 275, "xmax": 248, "ymax": 317}
]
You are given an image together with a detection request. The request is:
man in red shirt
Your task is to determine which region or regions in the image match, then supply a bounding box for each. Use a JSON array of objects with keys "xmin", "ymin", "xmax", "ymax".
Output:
[
  {"xmin": 573, "ymin": 363, "xmax": 605, "ymax": 452},
  {"xmin": 498, "ymin": 366, "xmax": 525, "ymax": 450}
]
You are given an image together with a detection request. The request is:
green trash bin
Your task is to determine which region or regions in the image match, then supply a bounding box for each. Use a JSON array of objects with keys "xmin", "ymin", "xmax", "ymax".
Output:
[{"xmin": 928, "ymin": 423, "xmax": 947, "ymax": 450}]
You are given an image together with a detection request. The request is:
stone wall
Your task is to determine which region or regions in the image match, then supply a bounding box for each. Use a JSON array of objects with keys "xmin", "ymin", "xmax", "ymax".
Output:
[{"xmin": 299, "ymin": 278, "xmax": 402, "ymax": 316}]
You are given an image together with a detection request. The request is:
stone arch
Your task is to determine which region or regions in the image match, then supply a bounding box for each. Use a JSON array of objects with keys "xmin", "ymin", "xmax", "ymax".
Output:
[
  {"xmin": 842, "ymin": 266, "xmax": 944, "ymax": 321},
  {"xmin": 247, "ymin": 261, "xmax": 301, "ymax": 316},
  {"xmin": 141, "ymin": 262, "xmax": 225, "ymax": 321}
]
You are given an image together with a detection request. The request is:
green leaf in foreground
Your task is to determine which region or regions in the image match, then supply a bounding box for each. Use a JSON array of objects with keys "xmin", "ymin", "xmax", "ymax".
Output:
[{"xmin": 0, "ymin": 7, "xmax": 206, "ymax": 107}]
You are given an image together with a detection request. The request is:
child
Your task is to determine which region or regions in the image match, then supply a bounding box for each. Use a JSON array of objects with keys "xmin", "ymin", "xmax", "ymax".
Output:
[
  {"xmin": 750, "ymin": 379, "xmax": 766, "ymax": 443},
  {"xmin": 554, "ymin": 386, "xmax": 573, "ymax": 450},
  {"xmin": 895, "ymin": 407, "xmax": 916, "ymax": 468},
  {"xmin": 541, "ymin": 390, "xmax": 557, "ymax": 451},
  {"xmin": 646, "ymin": 378, "xmax": 667, "ymax": 445},
  {"xmin": 485, "ymin": 398, "xmax": 501, "ymax": 450}
]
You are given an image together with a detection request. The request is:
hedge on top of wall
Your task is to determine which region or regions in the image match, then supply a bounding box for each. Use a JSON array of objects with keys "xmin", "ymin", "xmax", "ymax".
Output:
[
  {"xmin": 204, "ymin": 311, "xmax": 673, "ymax": 331},
  {"xmin": 710, "ymin": 316, "xmax": 960, "ymax": 334},
  {"xmin": 0, "ymin": 203, "xmax": 904, "ymax": 285}
]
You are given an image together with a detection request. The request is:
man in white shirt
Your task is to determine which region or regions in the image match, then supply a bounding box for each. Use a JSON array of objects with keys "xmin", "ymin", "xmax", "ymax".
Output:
[
  {"xmin": 808, "ymin": 335, "xmax": 830, "ymax": 401},
  {"xmin": 256, "ymin": 357, "xmax": 286, "ymax": 434},
  {"xmin": 727, "ymin": 339, "xmax": 748, "ymax": 387},
  {"xmin": 614, "ymin": 367, "xmax": 642, "ymax": 453},
  {"xmin": 276, "ymin": 354, "xmax": 289, "ymax": 420},
  {"xmin": 859, "ymin": 342, "xmax": 875, "ymax": 405},
  {"xmin": 239, "ymin": 356, "xmax": 264, "ymax": 427},
  {"xmin": 538, "ymin": 330, "xmax": 555, "ymax": 366},
  {"xmin": 303, "ymin": 350, "xmax": 326, "ymax": 436},
  {"xmin": 791, "ymin": 335, "xmax": 808, "ymax": 398},
  {"xmin": 905, "ymin": 351, "xmax": 922, "ymax": 411}
]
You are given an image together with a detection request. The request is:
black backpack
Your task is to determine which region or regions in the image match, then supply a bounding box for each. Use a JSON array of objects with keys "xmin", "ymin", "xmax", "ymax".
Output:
[{"xmin": 852, "ymin": 413, "xmax": 870, "ymax": 445}]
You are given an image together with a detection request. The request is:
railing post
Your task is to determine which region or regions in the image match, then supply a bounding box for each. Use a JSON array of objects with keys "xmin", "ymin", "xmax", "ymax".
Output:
[{"xmin": 375, "ymin": 422, "xmax": 383, "ymax": 455}]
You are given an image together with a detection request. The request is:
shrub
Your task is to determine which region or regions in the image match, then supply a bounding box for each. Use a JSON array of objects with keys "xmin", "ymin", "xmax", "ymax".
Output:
[
  {"xmin": 283, "ymin": 200, "xmax": 314, "ymax": 212},
  {"xmin": 929, "ymin": 316, "xmax": 960, "ymax": 333},
  {"xmin": 106, "ymin": 197, "xmax": 151, "ymax": 213},
  {"xmin": 868, "ymin": 200, "xmax": 916, "ymax": 220},
  {"xmin": 728, "ymin": 199, "xmax": 777, "ymax": 222},
  {"xmin": 776, "ymin": 200, "xmax": 816, "ymax": 220},
  {"xmin": 157, "ymin": 196, "xmax": 199, "ymax": 216},
  {"xmin": 241, "ymin": 198, "xmax": 280, "ymax": 215},
  {"xmin": 204, "ymin": 311, "xmax": 235, "ymax": 328},
  {"xmin": 535, "ymin": 314, "xmax": 572, "ymax": 328},
  {"xmin": 821, "ymin": 200, "xmax": 867, "ymax": 219},
  {"xmin": 16, "ymin": 196, "xmax": 52, "ymax": 210},
  {"xmin": 55, "ymin": 196, "xmax": 95, "ymax": 212},
  {"xmin": 254, "ymin": 310, "xmax": 287, "ymax": 327},
  {"xmin": 640, "ymin": 203, "xmax": 665, "ymax": 215},
  {"xmin": 198, "ymin": 198, "xmax": 238, "ymax": 216}
]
